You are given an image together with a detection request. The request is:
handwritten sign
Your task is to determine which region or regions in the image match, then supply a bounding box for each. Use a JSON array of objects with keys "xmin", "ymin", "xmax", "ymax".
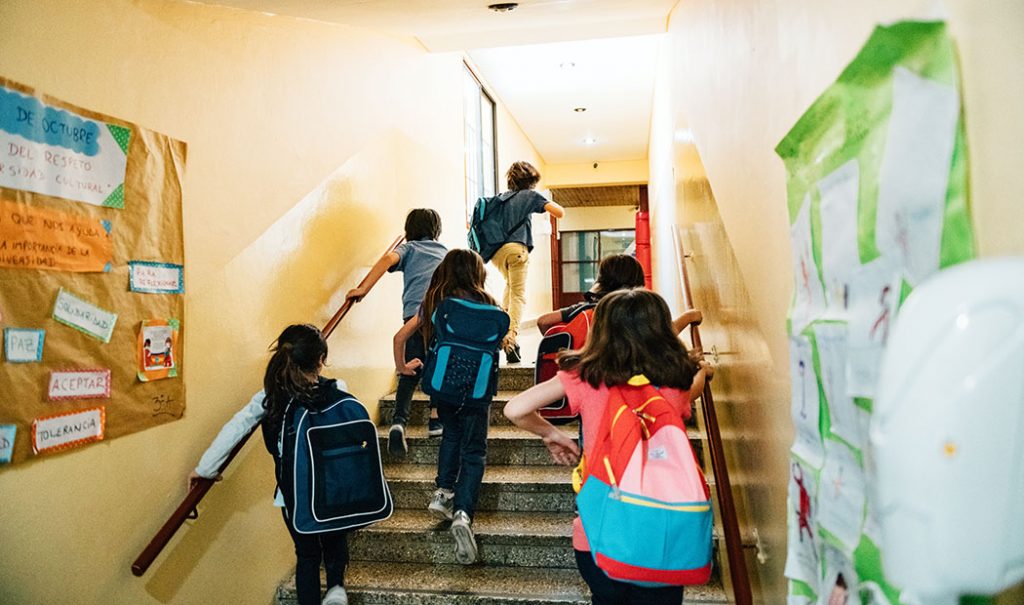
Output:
[
  {"xmin": 52, "ymin": 288, "xmax": 118, "ymax": 342},
  {"xmin": 0, "ymin": 83, "xmax": 130, "ymax": 208},
  {"xmin": 32, "ymin": 406, "xmax": 105, "ymax": 454},
  {"xmin": 0, "ymin": 198, "xmax": 113, "ymax": 272},
  {"xmin": 47, "ymin": 368, "xmax": 111, "ymax": 401},
  {"xmin": 4, "ymin": 327, "xmax": 44, "ymax": 362},
  {"xmin": 129, "ymin": 261, "xmax": 184, "ymax": 294},
  {"xmin": 0, "ymin": 425, "xmax": 15, "ymax": 463}
]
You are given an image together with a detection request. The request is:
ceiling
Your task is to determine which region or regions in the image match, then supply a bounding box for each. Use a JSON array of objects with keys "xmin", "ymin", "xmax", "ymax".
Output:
[
  {"xmin": 551, "ymin": 185, "xmax": 641, "ymax": 208},
  {"xmin": 190, "ymin": 0, "xmax": 674, "ymax": 165}
]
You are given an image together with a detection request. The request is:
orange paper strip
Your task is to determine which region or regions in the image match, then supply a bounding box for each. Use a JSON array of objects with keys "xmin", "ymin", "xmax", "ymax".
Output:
[{"xmin": 0, "ymin": 198, "xmax": 113, "ymax": 272}]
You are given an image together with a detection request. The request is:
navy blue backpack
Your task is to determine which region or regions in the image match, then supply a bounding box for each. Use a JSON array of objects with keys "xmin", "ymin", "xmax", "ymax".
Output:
[
  {"xmin": 468, "ymin": 192, "xmax": 528, "ymax": 262},
  {"xmin": 278, "ymin": 390, "xmax": 393, "ymax": 534},
  {"xmin": 421, "ymin": 297, "xmax": 510, "ymax": 407}
]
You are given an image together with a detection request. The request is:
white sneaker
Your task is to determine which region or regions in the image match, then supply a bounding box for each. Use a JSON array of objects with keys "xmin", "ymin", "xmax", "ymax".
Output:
[
  {"xmin": 387, "ymin": 424, "xmax": 407, "ymax": 458},
  {"xmin": 450, "ymin": 510, "xmax": 478, "ymax": 565},
  {"xmin": 427, "ymin": 488, "xmax": 454, "ymax": 521},
  {"xmin": 322, "ymin": 585, "xmax": 348, "ymax": 605}
]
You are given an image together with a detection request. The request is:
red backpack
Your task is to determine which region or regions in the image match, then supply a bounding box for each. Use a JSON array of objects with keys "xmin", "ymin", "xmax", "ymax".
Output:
[{"xmin": 533, "ymin": 304, "xmax": 594, "ymax": 422}]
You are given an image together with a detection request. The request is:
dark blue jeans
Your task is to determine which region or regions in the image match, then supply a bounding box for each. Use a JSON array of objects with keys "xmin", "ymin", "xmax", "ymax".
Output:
[
  {"xmin": 282, "ymin": 509, "xmax": 348, "ymax": 605},
  {"xmin": 392, "ymin": 320, "xmax": 428, "ymax": 426},
  {"xmin": 575, "ymin": 550, "xmax": 684, "ymax": 605},
  {"xmin": 435, "ymin": 401, "xmax": 490, "ymax": 519}
]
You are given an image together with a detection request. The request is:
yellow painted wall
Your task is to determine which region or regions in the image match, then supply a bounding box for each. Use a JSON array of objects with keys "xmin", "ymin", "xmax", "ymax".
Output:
[
  {"xmin": 558, "ymin": 205, "xmax": 635, "ymax": 232},
  {"xmin": 650, "ymin": 1, "xmax": 1024, "ymax": 601},
  {"xmin": 0, "ymin": 0, "xmax": 544, "ymax": 603},
  {"xmin": 545, "ymin": 159, "xmax": 648, "ymax": 187}
]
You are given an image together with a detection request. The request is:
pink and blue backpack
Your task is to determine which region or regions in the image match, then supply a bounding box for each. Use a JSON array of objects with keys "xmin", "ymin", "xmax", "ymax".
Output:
[{"xmin": 576, "ymin": 375, "xmax": 713, "ymax": 586}]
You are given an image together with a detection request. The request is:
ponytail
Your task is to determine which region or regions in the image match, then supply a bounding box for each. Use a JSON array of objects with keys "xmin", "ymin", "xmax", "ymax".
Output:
[{"xmin": 262, "ymin": 324, "xmax": 327, "ymax": 430}]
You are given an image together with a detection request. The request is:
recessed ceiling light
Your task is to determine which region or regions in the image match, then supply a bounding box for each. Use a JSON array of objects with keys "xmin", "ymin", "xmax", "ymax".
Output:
[
  {"xmin": 582, "ymin": 137, "xmax": 597, "ymax": 145},
  {"xmin": 488, "ymin": 3, "xmax": 518, "ymax": 12},
  {"xmin": 559, "ymin": 61, "xmax": 576, "ymax": 69},
  {"xmin": 573, "ymin": 107, "xmax": 586, "ymax": 113}
]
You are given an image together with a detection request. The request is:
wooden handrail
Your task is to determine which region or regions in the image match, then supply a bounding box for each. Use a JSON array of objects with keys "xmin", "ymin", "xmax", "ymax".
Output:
[
  {"xmin": 131, "ymin": 235, "xmax": 404, "ymax": 577},
  {"xmin": 672, "ymin": 226, "xmax": 753, "ymax": 605}
]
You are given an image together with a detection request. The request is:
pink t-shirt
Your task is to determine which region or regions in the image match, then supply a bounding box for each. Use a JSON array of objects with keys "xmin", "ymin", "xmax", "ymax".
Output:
[{"xmin": 557, "ymin": 369, "xmax": 691, "ymax": 551}]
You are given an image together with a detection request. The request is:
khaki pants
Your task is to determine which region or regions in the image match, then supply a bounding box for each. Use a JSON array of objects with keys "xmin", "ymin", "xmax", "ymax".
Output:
[{"xmin": 490, "ymin": 242, "xmax": 529, "ymax": 349}]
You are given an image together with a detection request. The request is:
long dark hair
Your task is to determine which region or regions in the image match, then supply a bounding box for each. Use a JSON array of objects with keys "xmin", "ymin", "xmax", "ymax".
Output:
[
  {"xmin": 586, "ymin": 254, "xmax": 645, "ymax": 302},
  {"xmin": 262, "ymin": 324, "xmax": 327, "ymax": 426},
  {"xmin": 559, "ymin": 289, "xmax": 698, "ymax": 390},
  {"xmin": 420, "ymin": 249, "xmax": 497, "ymax": 343}
]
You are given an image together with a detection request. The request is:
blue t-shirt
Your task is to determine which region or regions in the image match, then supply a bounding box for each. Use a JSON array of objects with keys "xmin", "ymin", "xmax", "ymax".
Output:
[
  {"xmin": 497, "ymin": 189, "xmax": 550, "ymax": 252},
  {"xmin": 390, "ymin": 239, "xmax": 448, "ymax": 319}
]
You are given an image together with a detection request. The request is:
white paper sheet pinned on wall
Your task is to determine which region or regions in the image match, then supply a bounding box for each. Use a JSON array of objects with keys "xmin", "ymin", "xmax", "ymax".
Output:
[
  {"xmin": 52, "ymin": 288, "xmax": 118, "ymax": 343},
  {"xmin": 0, "ymin": 425, "xmax": 15, "ymax": 463},
  {"xmin": 845, "ymin": 258, "xmax": 902, "ymax": 398},
  {"xmin": 819, "ymin": 543, "xmax": 862, "ymax": 605},
  {"xmin": 817, "ymin": 439, "xmax": 867, "ymax": 553},
  {"xmin": 47, "ymin": 368, "xmax": 112, "ymax": 401},
  {"xmin": 3, "ymin": 327, "xmax": 44, "ymax": 362},
  {"xmin": 790, "ymin": 334, "xmax": 824, "ymax": 467},
  {"xmin": 818, "ymin": 160, "xmax": 861, "ymax": 314},
  {"xmin": 875, "ymin": 67, "xmax": 959, "ymax": 285},
  {"xmin": 812, "ymin": 322, "xmax": 868, "ymax": 449},
  {"xmin": 790, "ymin": 194, "xmax": 828, "ymax": 333},
  {"xmin": 32, "ymin": 406, "xmax": 105, "ymax": 454},
  {"xmin": 784, "ymin": 457, "xmax": 821, "ymax": 588}
]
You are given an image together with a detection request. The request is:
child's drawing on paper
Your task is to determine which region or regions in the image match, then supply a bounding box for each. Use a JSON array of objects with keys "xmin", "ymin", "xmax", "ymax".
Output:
[
  {"xmin": 790, "ymin": 335, "xmax": 824, "ymax": 467},
  {"xmin": 846, "ymin": 258, "xmax": 901, "ymax": 398},
  {"xmin": 785, "ymin": 456, "xmax": 820, "ymax": 588},
  {"xmin": 790, "ymin": 194, "xmax": 827, "ymax": 332},
  {"xmin": 138, "ymin": 319, "xmax": 180, "ymax": 382}
]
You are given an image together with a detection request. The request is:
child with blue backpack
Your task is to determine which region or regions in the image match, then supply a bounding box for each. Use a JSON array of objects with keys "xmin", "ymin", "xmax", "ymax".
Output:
[
  {"xmin": 346, "ymin": 209, "xmax": 448, "ymax": 456},
  {"xmin": 189, "ymin": 324, "xmax": 364, "ymax": 605},
  {"xmin": 505, "ymin": 290, "xmax": 714, "ymax": 605},
  {"xmin": 392, "ymin": 249, "xmax": 508, "ymax": 565}
]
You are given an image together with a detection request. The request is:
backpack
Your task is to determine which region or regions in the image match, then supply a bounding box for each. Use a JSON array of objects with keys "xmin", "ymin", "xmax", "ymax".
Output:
[
  {"xmin": 467, "ymin": 192, "xmax": 529, "ymax": 262},
  {"xmin": 421, "ymin": 297, "xmax": 510, "ymax": 407},
  {"xmin": 576, "ymin": 375, "xmax": 712, "ymax": 586},
  {"xmin": 533, "ymin": 304, "xmax": 595, "ymax": 422},
  {"xmin": 278, "ymin": 390, "xmax": 393, "ymax": 534}
]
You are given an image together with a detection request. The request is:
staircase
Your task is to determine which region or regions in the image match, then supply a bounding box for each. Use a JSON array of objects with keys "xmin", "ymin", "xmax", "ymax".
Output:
[{"xmin": 276, "ymin": 364, "xmax": 733, "ymax": 604}]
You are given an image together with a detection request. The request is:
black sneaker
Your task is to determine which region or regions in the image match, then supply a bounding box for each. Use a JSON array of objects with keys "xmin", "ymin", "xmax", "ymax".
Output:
[
  {"xmin": 388, "ymin": 424, "xmax": 408, "ymax": 458},
  {"xmin": 427, "ymin": 418, "xmax": 443, "ymax": 437},
  {"xmin": 506, "ymin": 344, "xmax": 521, "ymax": 364}
]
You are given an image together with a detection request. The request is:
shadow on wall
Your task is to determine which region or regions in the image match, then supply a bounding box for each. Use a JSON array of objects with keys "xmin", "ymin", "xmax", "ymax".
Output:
[{"xmin": 223, "ymin": 130, "xmax": 460, "ymax": 412}]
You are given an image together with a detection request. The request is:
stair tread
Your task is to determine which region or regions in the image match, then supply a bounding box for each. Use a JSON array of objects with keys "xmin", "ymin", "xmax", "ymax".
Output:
[
  {"xmin": 380, "ymin": 390, "xmax": 524, "ymax": 402},
  {"xmin": 386, "ymin": 463, "xmax": 572, "ymax": 485},
  {"xmin": 384, "ymin": 423, "xmax": 704, "ymax": 441},
  {"xmin": 365, "ymin": 508, "xmax": 575, "ymax": 538},
  {"xmin": 277, "ymin": 561, "xmax": 731, "ymax": 604}
]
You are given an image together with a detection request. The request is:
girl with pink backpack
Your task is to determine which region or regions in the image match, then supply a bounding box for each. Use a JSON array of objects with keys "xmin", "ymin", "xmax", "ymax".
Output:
[{"xmin": 504, "ymin": 289, "xmax": 714, "ymax": 605}]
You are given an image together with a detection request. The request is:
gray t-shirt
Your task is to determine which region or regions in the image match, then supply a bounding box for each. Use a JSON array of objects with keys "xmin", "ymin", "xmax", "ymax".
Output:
[
  {"xmin": 497, "ymin": 189, "xmax": 550, "ymax": 252},
  {"xmin": 390, "ymin": 239, "xmax": 448, "ymax": 319}
]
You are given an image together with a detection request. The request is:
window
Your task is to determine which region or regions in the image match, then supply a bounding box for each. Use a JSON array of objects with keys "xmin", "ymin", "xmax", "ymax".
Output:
[
  {"xmin": 559, "ymin": 229, "xmax": 637, "ymax": 293},
  {"xmin": 463, "ymin": 65, "xmax": 497, "ymax": 225}
]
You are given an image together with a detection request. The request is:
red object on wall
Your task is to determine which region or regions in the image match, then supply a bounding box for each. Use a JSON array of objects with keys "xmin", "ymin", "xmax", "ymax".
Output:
[{"xmin": 635, "ymin": 210, "xmax": 652, "ymax": 289}]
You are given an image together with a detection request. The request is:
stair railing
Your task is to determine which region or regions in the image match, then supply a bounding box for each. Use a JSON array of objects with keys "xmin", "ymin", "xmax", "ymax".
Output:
[
  {"xmin": 131, "ymin": 235, "xmax": 404, "ymax": 577},
  {"xmin": 672, "ymin": 225, "xmax": 753, "ymax": 605}
]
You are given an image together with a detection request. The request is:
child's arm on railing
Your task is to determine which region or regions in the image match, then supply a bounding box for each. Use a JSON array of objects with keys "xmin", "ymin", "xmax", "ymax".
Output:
[
  {"xmin": 345, "ymin": 251, "xmax": 400, "ymax": 302},
  {"xmin": 393, "ymin": 316, "xmax": 424, "ymax": 376},
  {"xmin": 505, "ymin": 377, "xmax": 580, "ymax": 466},
  {"xmin": 689, "ymin": 360, "xmax": 715, "ymax": 402},
  {"xmin": 187, "ymin": 391, "xmax": 266, "ymax": 489},
  {"xmin": 672, "ymin": 309, "xmax": 703, "ymax": 334}
]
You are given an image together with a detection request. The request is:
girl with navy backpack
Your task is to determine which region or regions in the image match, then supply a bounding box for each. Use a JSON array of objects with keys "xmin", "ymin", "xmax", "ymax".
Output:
[
  {"xmin": 504, "ymin": 290, "xmax": 714, "ymax": 605},
  {"xmin": 393, "ymin": 249, "xmax": 508, "ymax": 565},
  {"xmin": 189, "ymin": 324, "xmax": 356, "ymax": 605}
]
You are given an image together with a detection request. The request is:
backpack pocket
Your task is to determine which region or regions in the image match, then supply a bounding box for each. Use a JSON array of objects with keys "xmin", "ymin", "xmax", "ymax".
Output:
[
  {"xmin": 307, "ymin": 420, "xmax": 389, "ymax": 522},
  {"xmin": 426, "ymin": 343, "xmax": 495, "ymax": 403}
]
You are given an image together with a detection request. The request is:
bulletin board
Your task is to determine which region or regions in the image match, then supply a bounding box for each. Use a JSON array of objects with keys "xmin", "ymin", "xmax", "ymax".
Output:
[
  {"xmin": 774, "ymin": 22, "xmax": 974, "ymax": 605},
  {"xmin": 0, "ymin": 76, "xmax": 187, "ymax": 466}
]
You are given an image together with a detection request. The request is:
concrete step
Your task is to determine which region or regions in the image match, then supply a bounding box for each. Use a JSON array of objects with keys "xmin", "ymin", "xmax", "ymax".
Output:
[
  {"xmin": 379, "ymin": 424, "xmax": 707, "ymax": 467},
  {"xmin": 349, "ymin": 509, "xmax": 575, "ymax": 569},
  {"xmin": 385, "ymin": 463, "xmax": 575, "ymax": 513},
  {"xmin": 378, "ymin": 390, "xmax": 699, "ymax": 430},
  {"xmin": 275, "ymin": 561, "xmax": 731, "ymax": 605},
  {"xmin": 497, "ymin": 365, "xmax": 536, "ymax": 391}
]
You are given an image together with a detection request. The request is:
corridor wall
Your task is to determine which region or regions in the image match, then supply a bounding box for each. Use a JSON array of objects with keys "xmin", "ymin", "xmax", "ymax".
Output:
[
  {"xmin": 649, "ymin": 1, "xmax": 1024, "ymax": 601},
  {"xmin": 0, "ymin": 0, "xmax": 545, "ymax": 603}
]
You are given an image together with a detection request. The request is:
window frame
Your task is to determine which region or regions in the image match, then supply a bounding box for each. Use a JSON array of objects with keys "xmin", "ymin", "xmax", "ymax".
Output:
[{"xmin": 463, "ymin": 63, "xmax": 499, "ymax": 226}]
